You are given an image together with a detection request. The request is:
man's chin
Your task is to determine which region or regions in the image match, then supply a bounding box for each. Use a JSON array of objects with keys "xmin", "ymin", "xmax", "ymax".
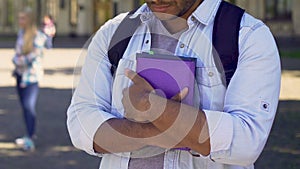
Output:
[{"xmin": 153, "ymin": 12, "xmax": 178, "ymax": 21}]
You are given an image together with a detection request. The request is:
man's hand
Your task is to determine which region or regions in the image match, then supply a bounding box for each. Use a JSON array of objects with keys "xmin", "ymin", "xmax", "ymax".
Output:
[
  {"xmin": 171, "ymin": 87, "xmax": 189, "ymax": 102},
  {"xmin": 120, "ymin": 69, "xmax": 210, "ymax": 154},
  {"xmin": 122, "ymin": 69, "xmax": 189, "ymax": 122},
  {"xmin": 122, "ymin": 69, "xmax": 155, "ymax": 122}
]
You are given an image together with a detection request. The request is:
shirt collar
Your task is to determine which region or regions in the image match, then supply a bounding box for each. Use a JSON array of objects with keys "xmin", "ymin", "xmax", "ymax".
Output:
[
  {"xmin": 129, "ymin": 4, "xmax": 151, "ymax": 19},
  {"xmin": 192, "ymin": 0, "xmax": 222, "ymax": 25},
  {"xmin": 130, "ymin": 0, "xmax": 222, "ymax": 25}
]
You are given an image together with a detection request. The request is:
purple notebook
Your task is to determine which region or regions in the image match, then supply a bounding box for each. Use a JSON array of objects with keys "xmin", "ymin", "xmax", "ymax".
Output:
[{"xmin": 136, "ymin": 53, "xmax": 196, "ymax": 106}]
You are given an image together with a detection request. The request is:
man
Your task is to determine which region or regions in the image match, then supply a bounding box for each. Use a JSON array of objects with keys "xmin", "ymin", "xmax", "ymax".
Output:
[{"xmin": 67, "ymin": 0, "xmax": 281, "ymax": 168}]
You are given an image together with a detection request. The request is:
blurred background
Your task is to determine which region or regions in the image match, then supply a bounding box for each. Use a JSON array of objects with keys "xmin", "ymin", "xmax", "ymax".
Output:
[
  {"xmin": 0, "ymin": 0, "xmax": 299, "ymax": 169},
  {"xmin": 0, "ymin": 0, "xmax": 299, "ymax": 37}
]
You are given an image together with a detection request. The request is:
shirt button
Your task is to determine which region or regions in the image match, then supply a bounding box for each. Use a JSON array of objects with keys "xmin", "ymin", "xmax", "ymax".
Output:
[
  {"xmin": 142, "ymin": 15, "xmax": 148, "ymax": 20},
  {"xmin": 208, "ymin": 72, "xmax": 214, "ymax": 77},
  {"xmin": 191, "ymin": 16, "xmax": 196, "ymax": 21},
  {"xmin": 180, "ymin": 44, "xmax": 185, "ymax": 48}
]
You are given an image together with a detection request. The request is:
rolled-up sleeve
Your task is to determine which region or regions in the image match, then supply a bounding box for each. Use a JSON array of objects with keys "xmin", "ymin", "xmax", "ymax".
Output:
[
  {"xmin": 66, "ymin": 20, "xmax": 120, "ymax": 156},
  {"xmin": 204, "ymin": 22, "xmax": 281, "ymax": 166}
]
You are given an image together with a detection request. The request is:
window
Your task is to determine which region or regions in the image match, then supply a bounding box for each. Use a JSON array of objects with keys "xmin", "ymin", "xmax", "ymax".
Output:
[
  {"xmin": 93, "ymin": 0, "xmax": 113, "ymax": 31},
  {"xmin": 227, "ymin": 0, "xmax": 236, "ymax": 4},
  {"xmin": 265, "ymin": 0, "xmax": 292, "ymax": 20},
  {"xmin": 70, "ymin": 0, "xmax": 78, "ymax": 26},
  {"xmin": 6, "ymin": 0, "xmax": 14, "ymax": 27}
]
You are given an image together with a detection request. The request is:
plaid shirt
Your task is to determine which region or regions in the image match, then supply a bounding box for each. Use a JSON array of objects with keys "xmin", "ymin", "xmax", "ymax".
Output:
[{"xmin": 13, "ymin": 30, "xmax": 47, "ymax": 88}]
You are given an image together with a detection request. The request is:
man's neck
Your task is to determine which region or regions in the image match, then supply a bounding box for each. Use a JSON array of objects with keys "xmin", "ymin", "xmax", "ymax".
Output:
[
  {"xmin": 161, "ymin": 0, "xmax": 202, "ymax": 34},
  {"xmin": 161, "ymin": 18, "xmax": 187, "ymax": 35}
]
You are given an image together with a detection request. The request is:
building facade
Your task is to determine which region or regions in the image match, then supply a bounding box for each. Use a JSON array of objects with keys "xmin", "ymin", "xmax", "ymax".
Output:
[
  {"xmin": 0, "ymin": 0, "xmax": 299, "ymax": 37},
  {"xmin": 234, "ymin": 0, "xmax": 296, "ymax": 36},
  {"xmin": 0, "ymin": 0, "xmax": 142, "ymax": 36}
]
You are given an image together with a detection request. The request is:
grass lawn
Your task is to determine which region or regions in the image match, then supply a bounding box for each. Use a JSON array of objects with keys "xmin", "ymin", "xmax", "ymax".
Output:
[{"xmin": 280, "ymin": 50, "xmax": 300, "ymax": 58}]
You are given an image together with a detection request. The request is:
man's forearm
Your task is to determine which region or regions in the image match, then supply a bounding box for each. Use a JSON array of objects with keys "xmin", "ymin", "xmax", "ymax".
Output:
[
  {"xmin": 93, "ymin": 118, "xmax": 162, "ymax": 153},
  {"xmin": 148, "ymin": 93, "xmax": 211, "ymax": 155}
]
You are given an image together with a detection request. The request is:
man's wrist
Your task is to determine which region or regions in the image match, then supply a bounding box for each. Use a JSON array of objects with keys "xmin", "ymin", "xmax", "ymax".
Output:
[
  {"xmin": 148, "ymin": 93, "xmax": 179, "ymax": 125},
  {"xmin": 147, "ymin": 92, "xmax": 171, "ymax": 123},
  {"xmin": 130, "ymin": 120, "xmax": 161, "ymax": 138}
]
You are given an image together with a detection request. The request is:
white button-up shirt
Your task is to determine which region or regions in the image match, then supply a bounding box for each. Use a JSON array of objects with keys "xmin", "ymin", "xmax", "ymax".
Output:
[{"xmin": 67, "ymin": 0, "xmax": 281, "ymax": 168}]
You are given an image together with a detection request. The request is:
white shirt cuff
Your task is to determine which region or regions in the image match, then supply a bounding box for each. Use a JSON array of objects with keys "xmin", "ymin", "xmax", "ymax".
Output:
[
  {"xmin": 67, "ymin": 105, "xmax": 116, "ymax": 156},
  {"xmin": 203, "ymin": 109, "xmax": 233, "ymax": 155}
]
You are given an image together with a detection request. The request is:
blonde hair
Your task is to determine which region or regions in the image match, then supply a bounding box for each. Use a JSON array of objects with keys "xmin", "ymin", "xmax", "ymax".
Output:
[{"xmin": 20, "ymin": 7, "xmax": 37, "ymax": 55}]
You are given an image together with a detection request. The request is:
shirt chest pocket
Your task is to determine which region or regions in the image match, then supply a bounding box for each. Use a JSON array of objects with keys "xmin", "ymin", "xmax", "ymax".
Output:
[
  {"xmin": 196, "ymin": 66, "xmax": 223, "ymax": 87},
  {"xmin": 195, "ymin": 66, "xmax": 225, "ymax": 109},
  {"xmin": 111, "ymin": 58, "xmax": 136, "ymax": 116}
]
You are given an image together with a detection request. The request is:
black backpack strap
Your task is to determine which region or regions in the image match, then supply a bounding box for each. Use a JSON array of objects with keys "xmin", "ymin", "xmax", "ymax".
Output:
[
  {"xmin": 108, "ymin": 9, "xmax": 141, "ymax": 76},
  {"xmin": 213, "ymin": 1, "xmax": 245, "ymax": 86}
]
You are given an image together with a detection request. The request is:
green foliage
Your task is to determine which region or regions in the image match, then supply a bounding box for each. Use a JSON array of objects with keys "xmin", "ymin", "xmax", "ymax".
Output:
[{"xmin": 280, "ymin": 50, "xmax": 300, "ymax": 58}]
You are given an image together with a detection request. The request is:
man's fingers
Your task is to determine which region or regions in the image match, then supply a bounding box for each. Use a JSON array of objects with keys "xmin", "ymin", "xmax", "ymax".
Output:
[
  {"xmin": 125, "ymin": 68, "xmax": 144, "ymax": 84},
  {"xmin": 171, "ymin": 87, "xmax": 189, "ymax": 102}
]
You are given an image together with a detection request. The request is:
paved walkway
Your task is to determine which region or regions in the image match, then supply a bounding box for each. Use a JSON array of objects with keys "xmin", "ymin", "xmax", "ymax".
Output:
[
  {"xmin": 0, "ymin": 36, "xmax": 91, "ymax": 49},
  {"xmin": 0, "ymin": 45, "xmax": 299, "ymax": 168},
  {"xmin": 1, "ymin": 35, "xmax": 300, "ymax": 50},
  {"xmin": 0, "ymin": 48, "xmax": 99, "ymax": 169}
]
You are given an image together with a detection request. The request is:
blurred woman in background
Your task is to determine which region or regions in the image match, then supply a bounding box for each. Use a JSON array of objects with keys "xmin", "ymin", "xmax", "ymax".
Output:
[
  {"xmin": 42, "ymin": 14, "xmax": 56, "ymax": 49},
  {"xmin": 12, "ymin": 7, "xmax": 47, "ymax": 151}
]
